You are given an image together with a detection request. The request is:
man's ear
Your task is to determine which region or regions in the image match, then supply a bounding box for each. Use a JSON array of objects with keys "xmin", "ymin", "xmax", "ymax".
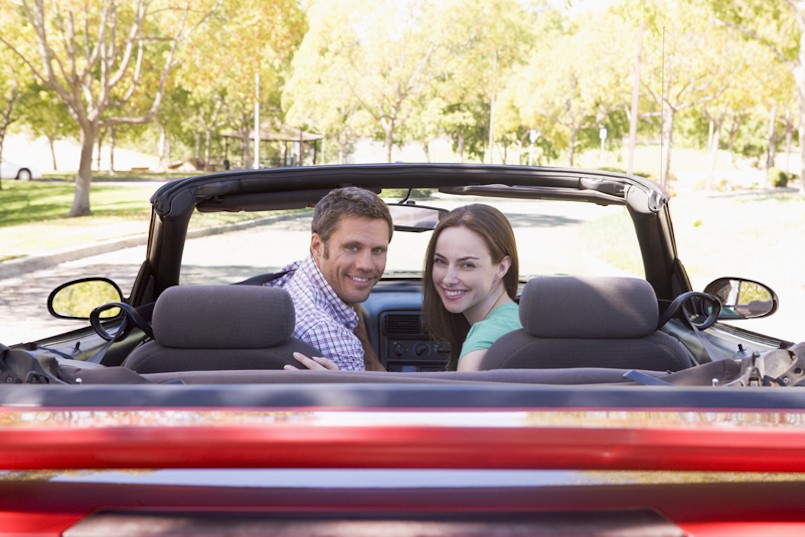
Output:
[{"xmin": 310, "ymin": 233, "xmax": 323, "ymax": 259}]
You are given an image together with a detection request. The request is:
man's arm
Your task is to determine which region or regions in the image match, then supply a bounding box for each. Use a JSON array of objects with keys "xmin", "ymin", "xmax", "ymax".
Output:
[{"xmin": 296, "ymin": 319, "xmax": 365, "ymax": 371}]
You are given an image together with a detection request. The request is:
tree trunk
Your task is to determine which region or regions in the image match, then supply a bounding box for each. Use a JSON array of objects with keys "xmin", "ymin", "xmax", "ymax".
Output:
[
  {"xmin": 567, "ymin": 128, "xmax": 576, "ymax": 167},
  {"xmin": 707, "ymin": 122, "xmax": 721, "ymax": 191},
  {"xmin": 96, "ymin": 130, "xmax": 104, "ymax": 172},
  {"xmin": 241, "ymin": 131, "xmax": 252, "ymax": 168},
  {"xmin": 158, "ymin": 127, "xmax": 167, "ymax": 172},
  {"xmin": 69, "ymin": 127, "xmax": 96, "ymax": 217},
  {"xmin": 765, "ymin": 103, "xmax": 777, "ymax": 188},
  {"xmin": 661, "ymin": 106, "xmax": 675, "ymax": 190},
  {"xmin": 49, "ymin": 136, "xmax": 58, "ymax": 171},
  {"xmin": 785, "ymin": 126, "xmax": 793, "ymax": 174},
  {"xmin": 795, "ymin": 61, "xmax": 805, "ymax": 193},
  {"xmin": 384, "ymin": 122, "xmax": 394, "ymax": 163},
  {"xmin": 109, "ymin": 128, "xmax": 116, "ymax": 174},
  {"xmin": 204, "ymin": 128, "xmax": 213, "ymax": 170},
  {"xmin": 627, "ymin": 24, "xmax": 643, "ymax": 175},
  {"xmin": 726, "ymin": 118, "xmax": 739, "ymax": 168}
]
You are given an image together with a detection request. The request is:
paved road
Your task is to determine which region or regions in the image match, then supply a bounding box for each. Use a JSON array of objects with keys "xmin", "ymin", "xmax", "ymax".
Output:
[
  {"xmin": 2, "ymin": 195, "xmax": 800, "ymax": 345},
  {"xmin": 0, "ymin": 197, "xmax": 629, "ymax": 345}
]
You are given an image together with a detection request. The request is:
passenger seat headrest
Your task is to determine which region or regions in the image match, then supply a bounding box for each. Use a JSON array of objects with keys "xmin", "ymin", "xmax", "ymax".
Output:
[
  {"xmin": 519, "ymin": 276, "xmax": 659, "ymax": 339},
  {"xmin": 152, "ymin": 285, "xmax": 295, "ymax": 349}
]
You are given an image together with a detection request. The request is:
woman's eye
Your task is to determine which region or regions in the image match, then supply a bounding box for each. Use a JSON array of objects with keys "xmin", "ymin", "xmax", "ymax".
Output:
[{"xmin": 434, "ymin": 257, "xmax": 446, "ymax": 265}]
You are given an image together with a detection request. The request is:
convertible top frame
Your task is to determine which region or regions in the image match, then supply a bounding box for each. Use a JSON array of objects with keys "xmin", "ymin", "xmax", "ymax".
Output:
[{"xmin": 139, "ymin": 164, "xmax": 676, "ymax": 303}]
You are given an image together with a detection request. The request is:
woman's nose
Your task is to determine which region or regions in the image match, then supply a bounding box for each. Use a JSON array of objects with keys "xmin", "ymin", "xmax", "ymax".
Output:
[{"xmin": 443, "ymin": 264, "xmax": 459, "ymax": 283}]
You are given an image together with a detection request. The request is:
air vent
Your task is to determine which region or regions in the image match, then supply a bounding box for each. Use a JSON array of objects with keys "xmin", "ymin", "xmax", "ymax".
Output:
[{"xmin": 382, "ymin": 313, "xmax": 427, "ymax": 338}]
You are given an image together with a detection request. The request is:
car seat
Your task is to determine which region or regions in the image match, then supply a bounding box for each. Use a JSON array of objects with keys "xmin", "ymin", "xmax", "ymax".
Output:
[
  {"xmin": 122, "ymin": 284, "xmax": 320, "ymax": 373},
  {"xmin": 480, "ymin": 276, "xmax": 695, "ymax": 372}
]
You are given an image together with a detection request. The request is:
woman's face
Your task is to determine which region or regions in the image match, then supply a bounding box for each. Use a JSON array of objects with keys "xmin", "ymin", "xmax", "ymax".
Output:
[{"xmin": 431, "ymin": 225, "xmax": 510, "ymax": 325}]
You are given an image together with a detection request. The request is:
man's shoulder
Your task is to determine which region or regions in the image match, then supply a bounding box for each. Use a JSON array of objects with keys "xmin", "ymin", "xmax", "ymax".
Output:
[{"xmin": 262, "ymin": 259, "xmax": 303, "ymax": 288}]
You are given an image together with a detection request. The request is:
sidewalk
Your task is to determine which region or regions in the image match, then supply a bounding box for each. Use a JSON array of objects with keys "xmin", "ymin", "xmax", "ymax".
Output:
[
  {"xmin": 0, "ymin": 214, "xmax": 281, "ymax": 281},
  {"xmin": 0, "ymin": 233, "xmax": 149, "ymax": 280}
]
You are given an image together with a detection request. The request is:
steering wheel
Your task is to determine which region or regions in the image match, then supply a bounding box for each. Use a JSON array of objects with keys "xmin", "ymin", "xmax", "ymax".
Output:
[
  {"xmin": 90, "ymin": 302, "xmax": 154, "ymax": 342},
  {"xmin": 658, "ymin": 291, "xmax": 722, "ymax": 331}
]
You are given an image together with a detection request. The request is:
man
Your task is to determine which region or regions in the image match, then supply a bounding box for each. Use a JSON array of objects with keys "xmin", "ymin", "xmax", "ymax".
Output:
[{"xmin": 266, "ymin": 187, "xmax": 392, "ymax": 371}]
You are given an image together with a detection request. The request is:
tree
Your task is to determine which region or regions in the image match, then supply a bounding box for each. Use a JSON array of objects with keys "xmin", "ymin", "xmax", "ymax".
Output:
[
  {"xmin": 286, "ymin": 0, "xmax": 450, "ymax": 163},
  {"xmin": 630, "ymin": 0, "xmax": 738, "ymax": 189},
  {"xmin": 697, "ymin": 37, "xmax": 772, "ymax": 190},
  {"xmin": 0, "ymin": 47, "xmax": 28, "ymax": 190},
  {"xmin": 708, "ymin": 0, "xmax": 805, "ymax": 192},
  {"xmin": 0, "ymin": 0, "xmax": 219, "ymax": 216},
  {"xmin": 182, "ymin": 0, "xmax": 306, "ymax": 168},
  {"xmin": 498, "ymin": 11, "xmax": 630, "ymax": 167},
  {"xmin": 18, "ymin": 84, "xmax": 75, "ymax": 172},
  {"xmin": 435, "ymin": 0, "xmax": 542, "ymax": 163},
  {"xmin": 0, "ymin": 85, "xmax": 23, "ymax": 191}
]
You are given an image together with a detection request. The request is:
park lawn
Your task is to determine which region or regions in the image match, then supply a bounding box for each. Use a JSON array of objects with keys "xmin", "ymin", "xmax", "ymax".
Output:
[
  {"xmin": 0, "ymin": 179, "xmax": 258, "ymax": 262},
  {"xmin": 0, "ymin": 180, "xmax": 156, "ymax": 262}
]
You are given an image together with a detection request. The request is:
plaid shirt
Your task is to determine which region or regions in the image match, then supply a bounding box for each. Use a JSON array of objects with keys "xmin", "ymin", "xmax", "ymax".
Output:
[{"xmin": 265, "ymin": 256, "xmax": 364, "ymax": 371}]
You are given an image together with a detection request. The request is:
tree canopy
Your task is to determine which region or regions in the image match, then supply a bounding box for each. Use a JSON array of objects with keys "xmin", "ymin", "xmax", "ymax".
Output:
[{"xmin": 1, "ymin": 0, "xmax": 803, "ymax": 208}]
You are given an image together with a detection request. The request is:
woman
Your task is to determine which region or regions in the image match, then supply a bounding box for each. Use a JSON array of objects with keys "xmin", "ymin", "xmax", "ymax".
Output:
[{"xmin": 423, "ymin": 204, "xmax": 520, "ymax": 371}]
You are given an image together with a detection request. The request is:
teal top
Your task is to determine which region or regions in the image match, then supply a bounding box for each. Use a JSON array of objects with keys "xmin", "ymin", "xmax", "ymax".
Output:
[{"xmin": 459, "ymin": 302, "xmax": 521, "ymax": 361}]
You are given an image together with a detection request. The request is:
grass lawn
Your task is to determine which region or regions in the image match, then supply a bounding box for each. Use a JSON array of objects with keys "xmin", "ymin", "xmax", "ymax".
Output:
[
  {"xmin": 0, "ymin": 177, "xmax": 260, "ymax": 262},
  {"xmin": 0, "ymin": 180, "xmax": 155, "ymax": 262}
]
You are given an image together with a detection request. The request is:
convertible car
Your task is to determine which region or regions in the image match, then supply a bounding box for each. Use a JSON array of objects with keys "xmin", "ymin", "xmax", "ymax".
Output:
[{"xmin": 2, "ymin": 163, "xmax": 805, "ymax": 536}]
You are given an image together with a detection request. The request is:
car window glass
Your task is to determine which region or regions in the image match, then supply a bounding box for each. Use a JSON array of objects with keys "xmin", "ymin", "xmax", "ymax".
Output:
[{"xmin": 179, "ymin": 193, "xmax": 644, "ymax": 285}]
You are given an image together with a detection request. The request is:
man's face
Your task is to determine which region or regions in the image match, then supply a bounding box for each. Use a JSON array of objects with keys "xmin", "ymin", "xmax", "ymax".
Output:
[{"xmin": 311, "ymin": 215, "xmax": 390, "ymax": 306}]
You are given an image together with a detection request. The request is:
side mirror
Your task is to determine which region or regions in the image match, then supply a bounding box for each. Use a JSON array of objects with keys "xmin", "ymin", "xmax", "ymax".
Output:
[
  {"xmin": 703, "ymin": 277, "xmax": 778, "ymax": 320},
  {"xmin": 48, "ymin": 277, "xmax": 124, "ymax": 320}
]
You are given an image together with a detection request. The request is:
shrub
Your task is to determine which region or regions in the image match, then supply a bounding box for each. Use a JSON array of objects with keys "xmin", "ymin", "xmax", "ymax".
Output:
[{"xmin": 768, "ymin": 167, "xmax": 796, "ymax": 188}]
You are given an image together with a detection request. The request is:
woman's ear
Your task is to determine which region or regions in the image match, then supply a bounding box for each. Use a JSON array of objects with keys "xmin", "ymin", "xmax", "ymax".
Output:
[{"xmin": 497, "ymin": 255, "xmax": 512, "ymax": 278}]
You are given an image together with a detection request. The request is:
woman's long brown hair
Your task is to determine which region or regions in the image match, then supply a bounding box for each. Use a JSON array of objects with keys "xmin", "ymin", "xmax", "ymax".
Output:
[{"xmin": 422, "ymin": 204, "xmax": 519, "ymax": 371}]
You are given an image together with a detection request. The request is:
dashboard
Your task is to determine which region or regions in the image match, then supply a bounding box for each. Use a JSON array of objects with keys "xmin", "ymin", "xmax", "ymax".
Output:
[{"xmin": 362, "ymin": 279, "xmax": 449, "ymax": 372}]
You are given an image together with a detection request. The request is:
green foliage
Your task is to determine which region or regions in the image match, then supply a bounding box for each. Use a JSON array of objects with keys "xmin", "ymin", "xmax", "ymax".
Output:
[
  {"xmin": 1, "ymin": 0, "xmax": 804, "ymax": 185},
  {"xmin": 768, "ymin": 167, "xmax": 796, "ymax": 188}
]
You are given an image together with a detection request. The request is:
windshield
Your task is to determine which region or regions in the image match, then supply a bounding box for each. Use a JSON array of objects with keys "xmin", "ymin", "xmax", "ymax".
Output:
[{"xmin": 180, "ymin": 190, "xmax": 643, "ymax": 285}]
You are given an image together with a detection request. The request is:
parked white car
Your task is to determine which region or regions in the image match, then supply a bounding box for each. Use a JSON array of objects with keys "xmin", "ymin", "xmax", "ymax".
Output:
[{"xmin": 0, "ymin": 159, "xmax": 42, "ymax": 180}]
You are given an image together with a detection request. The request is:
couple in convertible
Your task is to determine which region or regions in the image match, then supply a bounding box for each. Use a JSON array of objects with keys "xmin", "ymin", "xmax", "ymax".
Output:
[{"xmin": 266, "ymin": 187, "xmax": 520, "ymax": 372}]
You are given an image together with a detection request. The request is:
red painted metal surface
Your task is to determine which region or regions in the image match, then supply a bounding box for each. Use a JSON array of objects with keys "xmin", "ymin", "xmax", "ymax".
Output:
[
  {"xmin": 1, "ymin": 406, "xmax": 805, "ymax": 471},
  {"xmin": 4, "ymin": 406, "xmax": 805, "ymax": 535}
]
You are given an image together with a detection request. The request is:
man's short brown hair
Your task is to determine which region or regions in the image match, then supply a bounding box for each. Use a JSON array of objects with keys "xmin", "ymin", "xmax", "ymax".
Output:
[{"xmin": 311, "ymin": 187, "xmax": 393, "ymax": 242}]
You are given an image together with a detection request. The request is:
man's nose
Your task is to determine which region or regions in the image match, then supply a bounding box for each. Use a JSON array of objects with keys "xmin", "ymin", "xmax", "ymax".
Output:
[{"xmin": 355, "ymin": 249, "xmax": 373, "ymax": 270}]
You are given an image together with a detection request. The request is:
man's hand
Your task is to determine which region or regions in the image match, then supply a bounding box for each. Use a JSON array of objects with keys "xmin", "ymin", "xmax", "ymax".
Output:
[{"xmin": 284, "ymin": 352, "xmax": 341, "ymax": 371}]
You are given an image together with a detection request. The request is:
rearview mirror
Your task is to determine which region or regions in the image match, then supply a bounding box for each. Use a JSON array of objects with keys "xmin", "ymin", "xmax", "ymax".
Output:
[
  {"xmin": 703, "ymin": 277, "xmax": 778, "ymax": 320},
  {"xmin": 387, "ymin": 202, "xmax": 447, "ymax": 232}
]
